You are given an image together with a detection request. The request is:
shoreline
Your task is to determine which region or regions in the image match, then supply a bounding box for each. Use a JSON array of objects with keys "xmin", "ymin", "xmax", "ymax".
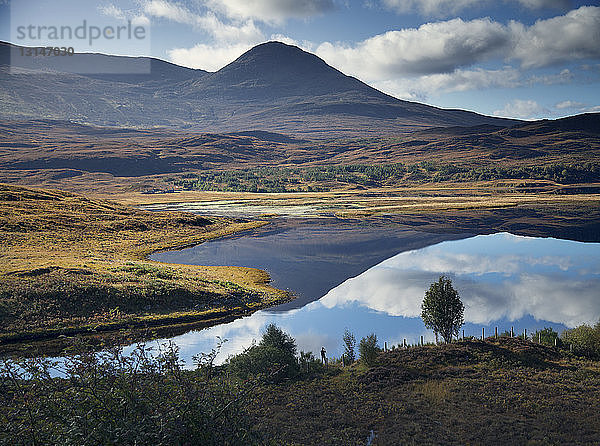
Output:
[{"xmin": 2, "ymin": 183, "xmax": 599, "ymax": 356}]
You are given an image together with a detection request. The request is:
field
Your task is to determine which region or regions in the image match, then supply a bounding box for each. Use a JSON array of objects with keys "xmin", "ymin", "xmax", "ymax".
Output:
[
  {"xmin": 248, "ymin": 337, "xmax": 600, "ymax": 445},
  {"xmin": 0, "ymin": 183, "xmax": 289, "ymax": 355}
]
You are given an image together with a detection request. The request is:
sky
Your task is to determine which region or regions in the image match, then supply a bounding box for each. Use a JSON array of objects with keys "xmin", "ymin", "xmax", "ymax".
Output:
[{"xmin": 2, "ymin": 0, "xmax": 600, "ymax": 120}]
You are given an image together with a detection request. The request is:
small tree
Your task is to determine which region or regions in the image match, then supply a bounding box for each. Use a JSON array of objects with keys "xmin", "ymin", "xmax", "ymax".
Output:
[
  {"xmin": 228, "ymin": 323, "xmax": 300, "ymax": 383},
  {"xmin": 342, "ymin": 329, "xmax": 356, "ymax": 364},
  {"xmin": 561, "ymin": 321, "xmax": 600, "ymax": 359},
  {"xmin": 421, "ymin": 276, "xmax": 464, "ymax": 344},
  {"xmin": 359, "ymin": 333, "xmax": 380, "ymax": 366}
]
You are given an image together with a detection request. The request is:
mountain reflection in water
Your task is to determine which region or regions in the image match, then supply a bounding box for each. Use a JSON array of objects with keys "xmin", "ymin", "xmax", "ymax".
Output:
[{"xmin": 141, "ymin": 232, "xmax": 599, "ymax": 366}]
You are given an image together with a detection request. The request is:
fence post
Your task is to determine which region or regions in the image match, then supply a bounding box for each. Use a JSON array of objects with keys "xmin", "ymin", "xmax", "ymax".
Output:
[
  {"xmin": 462, "ymin": 329, "xmax": 465, "ymax": 341},
  {"xmin": 384, "ymin": 342, "xmax": 387, "ymax": 352},
  {"xmin": 495, "ymin": 327, "xmax": 498, "ymax": 339},
  {"xmin": 511, "ymin": 326, "xmax": 514, "ymax": 337},
  {"xmin": 420, "ymin": 335, "xmax": 424, "ymax": 346},
  {"xmin": 482, "ymin": 327, "xmax": 485, "ymax": 340},
  {"xmin": 524, "ymin": 328, "xmax": 527, "ymax": 340}
]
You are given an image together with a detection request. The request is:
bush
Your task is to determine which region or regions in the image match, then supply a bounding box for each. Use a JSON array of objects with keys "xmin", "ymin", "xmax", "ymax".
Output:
[
  {"xmin": 561, "ymin": 322, "xmax": 600, "ymax": 358},
  {"xmin": 359, "ymin": 333, "xmax": 380, "ymax": 367},
  {"xmin": 298, "ymin": 351, "xmax": 327, "ymax": 376},
  {"xmin": 343, "ymin": 329, "xmax": 356, "ymax": 364},
  {"xmin": 228, "ymin": 324, "xmax": 300, "ymax": 383},
  {"xmin": 0, "ymin": 340, "xmax": 260, "ymax": 445},
  {"xmin": 532, "ymin": 327, "xmax": 560, "ymax": 346}
]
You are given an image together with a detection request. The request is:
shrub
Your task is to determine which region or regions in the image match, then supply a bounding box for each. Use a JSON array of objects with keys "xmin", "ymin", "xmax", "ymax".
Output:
[
  {"xmin": 298, "ymin": 351, "xmax": 326, "ymax": 376},
  {"xmin": 0, "ymin": 340, "xmax": 260, "ymax": 445},
  {"xmin": 343, "ymin": 329, "xmax": 356, "ymax": 364},
  {"xmin": 359, "ymin": 333, "xmax": 380, "ymax": 367},
  {"xmin": 561, "ymin": 322, "xmax": 600, "ymax": 359},
  {"xmin": 228, "ymin": 324, "xmax": 300, "ymax": 383},
  {"xmin": 532, "ymin": 327, "xmax": 560, "ymax": 346}
]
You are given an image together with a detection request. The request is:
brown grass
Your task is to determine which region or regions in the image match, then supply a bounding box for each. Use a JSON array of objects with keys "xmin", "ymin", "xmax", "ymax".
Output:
[
  {"xmin": 0, "ymin": 183, "xmax": 289, "ymax": 350},
  {"xmin": 248, "ymin": 338, "xmax": 600, "ymax": 445}
]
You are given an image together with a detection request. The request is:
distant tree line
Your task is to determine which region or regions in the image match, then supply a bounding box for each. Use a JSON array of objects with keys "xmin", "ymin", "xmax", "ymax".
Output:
[{"xmin": 170, "ymin": 162, "xmax": 600, "ymax": 193}]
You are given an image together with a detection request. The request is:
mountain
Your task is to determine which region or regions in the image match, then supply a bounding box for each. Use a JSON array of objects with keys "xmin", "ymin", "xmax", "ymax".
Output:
[
  {"xmin": 0, "ymin": 40, "xmax": 519, "ymax": 135},
  {"xmin": 0, "ymin": 41, "xmax": 207, "ymax": 84}
]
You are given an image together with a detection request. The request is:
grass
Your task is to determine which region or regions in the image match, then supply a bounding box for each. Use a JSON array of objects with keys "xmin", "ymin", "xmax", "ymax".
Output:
[
  {"xmin": 0, "ymin": 183, "xmax": 289, "ymax": 353},
  {"xmin": 121, "ymin": 184, "xmax": 600, "ymax": 241},
  {"xmin": 247, "ymin": 337, "xmax": 600, "ymax": 445},
  {"xmin": 6, "ymin": 335, "xmax": 598, "ymax": 444}
]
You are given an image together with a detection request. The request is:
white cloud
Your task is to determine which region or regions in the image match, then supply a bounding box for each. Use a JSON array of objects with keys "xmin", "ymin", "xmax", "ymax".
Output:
[
  {"xmin": 199, "ymin": 13, "xmax": 263, "ymax": 43},
  {"xmin": 383, "ymin": 0, "xmax": 482, "ymax": 17},
  {"xmin": 527, "ymin": 68, "xmax": 573, "ymax": 85},
  {"xmin": 493, "ymin": 99, "xmax": 547, "ymax": 119},
  {"xmin": 555, "ymin": 100, "xmax": 586, "ymax": 109},
  {"xmin": 143, "ymin": 0, "xmax": 196, "ymax": 24},
  {"xmin": 168, "ymin": 42, "xmax": 256, "ymax": 71},
  {"xmin": 554, "ymin": 100, "xmax": 600, "ymax": 114},
  {"xmin": 99, "ymin": 4, "xmax": 150, "ymax": 26},
  {"xmin": 318, "ymin": 234, "xmax": 600, "ymax": 327},
  {"xmin": 203, "ymin": 0, "xmax": 336, "ymax": 24},
  {"xmin": 131, "ymin": 15, "xmax": 151, "ymax": 26},
  {"xmin": 312, "ymin": 7, "xmax": 599, "ymax": 97},
  {"xmin": 142, "ymin": 0, "xmax": 264, "ymax": 43},
  {"xmin": 510, "ymin": 6, "xmax": 600, "ymax": 69},
  {"xmin": 516, "ymin": 0, "xmax": 571, "ymax": 9},
  {"xmin": 316, "ymin": 17, "xmax": 510, "ymax": 80},
  {"xmin": 392, "ymin": 66, "xmax": 521, "ymax": 96}
]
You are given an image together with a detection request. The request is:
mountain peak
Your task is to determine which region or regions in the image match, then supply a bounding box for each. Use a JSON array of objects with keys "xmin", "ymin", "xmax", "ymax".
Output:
[
  {"xmin": 201, "ymin": 41, "xmax": 365, "ymax": 100},
  {"xmin": 222, "ymin": 41, "xmax": 338, "ymax": 79},
  {"xmin": 235, "ymin": 41, "xmax": 318, "ymax": 64}
]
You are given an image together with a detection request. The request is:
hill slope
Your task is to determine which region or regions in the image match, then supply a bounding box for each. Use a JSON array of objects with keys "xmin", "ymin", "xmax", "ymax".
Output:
[{"xmin": 0, "ymin": 41, "xmax": 518, "ymax": 135}]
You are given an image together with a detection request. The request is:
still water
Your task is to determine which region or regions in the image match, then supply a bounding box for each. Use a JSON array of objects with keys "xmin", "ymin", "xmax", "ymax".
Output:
[{"xmin": 141, "ymin": 224, "xmax": 600, "ymax": 366}]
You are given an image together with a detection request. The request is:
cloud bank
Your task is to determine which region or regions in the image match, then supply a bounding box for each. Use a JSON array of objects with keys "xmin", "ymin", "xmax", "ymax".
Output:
[{"xmin": 316, "ymin": 6, "xmax": 600, "ymax": 81}]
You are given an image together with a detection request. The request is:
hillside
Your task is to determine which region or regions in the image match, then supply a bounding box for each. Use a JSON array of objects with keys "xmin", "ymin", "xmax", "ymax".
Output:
[
  {"xmin": 0, "ymin": 41, "xmax": 518, "ymax": 135},
  {"xmin": 0, "ymin": 183, "xmax": 288, "ymax": 352},
  {"xmin": 0, "ymin": 114, "xmax": 598, "ymax": 194},
  {"xmin": 249, "ymin": 337, "xmax": 600, "ymax": 444}
]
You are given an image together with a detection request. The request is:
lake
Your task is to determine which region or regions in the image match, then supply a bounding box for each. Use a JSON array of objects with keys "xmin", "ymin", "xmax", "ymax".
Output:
[{"xmin": 142, "ymin": 220, "xmax": 600, "ymax": 366}]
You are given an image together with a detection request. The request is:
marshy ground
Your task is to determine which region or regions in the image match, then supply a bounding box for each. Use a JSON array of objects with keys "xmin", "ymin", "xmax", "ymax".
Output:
[{"xmin": 0, "ymin": 183, "xmax": 289, "ymax": 355}]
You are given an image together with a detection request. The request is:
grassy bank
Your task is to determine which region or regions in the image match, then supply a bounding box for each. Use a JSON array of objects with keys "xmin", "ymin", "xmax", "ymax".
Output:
[
  {"xmin": 3, "ymin": 336, "xmax": 599, "ymax": 445},
  {"xmin": 248, "ymin": 337, "xmax": 600, "ymax": 445},
  {"xmin": 0, "ymin": 184, "xmax": 289, "ymax": 354}
]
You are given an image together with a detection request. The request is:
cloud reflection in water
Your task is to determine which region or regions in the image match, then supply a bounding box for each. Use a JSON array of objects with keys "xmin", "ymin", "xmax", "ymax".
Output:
[
  {"xmin": 127, "ymin": 232, "xmax": 599, "ymax": 365},
  {"xmin": 319, "ymin": 233, "xmax": 600, "ymax": 327}
]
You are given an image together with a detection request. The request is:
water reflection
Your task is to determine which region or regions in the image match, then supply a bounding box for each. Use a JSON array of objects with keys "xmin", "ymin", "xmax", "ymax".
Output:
[
  {"xmin": 130, "ymin": 233, "xmax": 600, "ymax": 366},
  {"xmin": 320, "ymin": 233, "xmax": 599, "ymax": 327},
  {"xmin": 151, "ymin": 219, "xmax": 467, "ymax": 309}
]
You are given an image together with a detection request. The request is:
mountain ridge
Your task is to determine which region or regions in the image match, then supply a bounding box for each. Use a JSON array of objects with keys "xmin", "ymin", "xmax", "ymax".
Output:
[{"xmin": 1, "ymin": 40, "xmax": 520, "ymax": 135}]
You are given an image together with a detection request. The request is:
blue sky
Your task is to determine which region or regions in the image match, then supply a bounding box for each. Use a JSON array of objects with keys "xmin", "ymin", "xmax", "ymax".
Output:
[{"xmin": 2, "ymin": 0, "xmax": 600, "ymax": 120}]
